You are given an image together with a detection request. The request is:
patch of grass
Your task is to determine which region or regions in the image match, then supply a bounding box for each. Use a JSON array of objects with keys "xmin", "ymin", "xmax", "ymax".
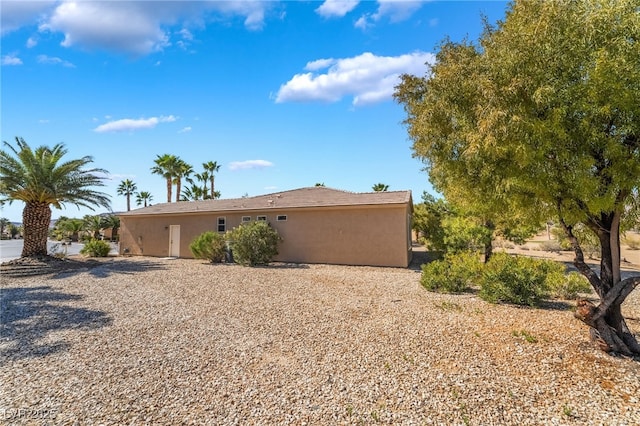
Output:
[
  {"xmin": 346, "ymin": 404, "xmax": 354, "ymax": 417},
  {"xmin": 434, "ymin": 301, "xmax": 463, "ymax": 312},
  {"xmin": 562, "ymin": 404, "xmax": 575, "ymax": 418},
  {"xmin": 512, "ymin": 329, "xmax": 538, "ymax": 343}
]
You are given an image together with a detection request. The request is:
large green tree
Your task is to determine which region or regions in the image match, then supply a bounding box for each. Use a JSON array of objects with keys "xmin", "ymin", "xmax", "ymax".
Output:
[
  {"xmin": 0, "ymin": 138, "xmax": 110, "ymax": 257},
  {"xmin": 116, "ymin": 179, "xmax": 137, "ymax": 211},
  {"xmin": 395, "ymin": 0, "xmax": 640, "ymax": 355},
  {"xmin": 150, "ymin": 154, "xmax": 179, "ymax": 203}
]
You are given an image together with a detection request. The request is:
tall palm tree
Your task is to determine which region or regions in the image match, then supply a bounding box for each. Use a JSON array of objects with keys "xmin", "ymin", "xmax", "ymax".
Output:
[
  {"xmin": 150, "ymin": 154, "xmax": 179, "ymax": 203},
  {"xmin": 191, "ymin": 171, "xmax": 211, "ymax": 199},
  {"xmin": 0, "ymin": 137, "xmax": 110, "ymax": 257},
  {"xmin": 135, "ymin": 191, "xmax": 153, "ymax": 207},
  {"xmin": 202, "ymin": 161, "xmax": 221, "ymax": 199},
  {"xmin": 117, "ymin": 179, "xmax": 137, "ymax": 211},
  {"xmin": 173, "ymin": 159, "xmax": 193, "ymax": 202},
  {"xmin": 372, "ymin": 183, "xmax": 389, "ymax": 192}
]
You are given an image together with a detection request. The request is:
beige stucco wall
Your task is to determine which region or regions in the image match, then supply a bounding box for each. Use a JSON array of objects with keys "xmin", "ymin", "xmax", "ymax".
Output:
[{"xmin": 119, "ymin": 204, "xmax": 412, "ymax": 267}]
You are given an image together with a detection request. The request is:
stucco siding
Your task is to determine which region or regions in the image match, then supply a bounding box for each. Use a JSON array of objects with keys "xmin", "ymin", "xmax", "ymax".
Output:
[{"xmin": 119, "ymin": 204, "xmax": 411, "ymax": 267}]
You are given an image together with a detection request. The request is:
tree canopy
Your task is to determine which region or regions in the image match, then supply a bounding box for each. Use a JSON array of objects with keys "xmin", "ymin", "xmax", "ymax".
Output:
[
  {"xmin": 395, "ymin": 0, "xmax": 640, "ymax": 355},
  {"xmin": 0, "ymin": 137, "xmax": 110, "ymax": 256}
]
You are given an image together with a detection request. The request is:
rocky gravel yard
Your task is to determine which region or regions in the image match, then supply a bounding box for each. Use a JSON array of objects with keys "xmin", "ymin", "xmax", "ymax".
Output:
[{"xmin": 1, "ymin": 256, "xmax": 639, "ymax": 425}]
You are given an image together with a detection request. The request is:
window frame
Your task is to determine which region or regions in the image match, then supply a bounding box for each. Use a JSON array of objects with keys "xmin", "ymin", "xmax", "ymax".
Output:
[
  {"xmin": 217, "ymin": 217, "xmax": 226, "ymax": 232},
  {"xmin": 256, "ymin": 215, "xmax": 267, "ymax": 221},
  {"xmin": 276, "ymin": 215, "xmax": 288, "ymax": 222}
]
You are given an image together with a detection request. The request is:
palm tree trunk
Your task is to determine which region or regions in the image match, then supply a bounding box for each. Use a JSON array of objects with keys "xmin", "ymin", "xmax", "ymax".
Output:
[
  {"xmin": 166, "ymin": 177, "xmax": 172, "ymax": 203},
  {"xmin": 21, "ymin": 202, "xmax": 51, "ymax": 257}
]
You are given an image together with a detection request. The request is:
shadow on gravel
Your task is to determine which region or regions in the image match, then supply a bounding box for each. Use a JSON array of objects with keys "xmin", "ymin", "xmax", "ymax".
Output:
[
  {"xmin": 0, "ymin": 286, "xmax": 111, "ymax": 365},
  {"xmin": 0, "ymin": 257, "xmax": 168, "ymax": 279}
]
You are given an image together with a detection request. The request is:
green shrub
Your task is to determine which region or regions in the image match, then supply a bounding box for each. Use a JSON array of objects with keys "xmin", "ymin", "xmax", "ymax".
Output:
[
  {"xmin": 189, "ymin": 231, "xmax": 227, "ymax": 263},
  {"xmin": 624, "ymin": 235, "xmax": 640, "ymax": 250},
  {"xmin": 226, "ymin": 221, "xmax": 280, "ymax": 266},
  {"xmin": 547, "ymin": 271, "xmax": 593, "ymax": 300},
  {"xmin": 479, "ymin": 253, "xmax": 564, "ymax": 306},
  {"xmin": 442, "ymin": 216, "xmax": 492, "ymax": 253},
  {"xmin": 80, "ymin": 239, "xmax": 111, "ymax": 257},
  {"xmin": 538, "ymin": 240, "xmax": 562, "ymax": 252},
  {"xmin": 420, "ymin": 251, "xmax": 483, "ymax": 293}
]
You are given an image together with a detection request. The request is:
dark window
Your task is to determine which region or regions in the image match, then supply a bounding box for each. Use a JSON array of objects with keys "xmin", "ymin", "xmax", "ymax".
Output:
[
  {"xmin": 276, "ymin": 215, "xmax": 287, "ymax": 221},
  {"xmin": 217, "ymin": 217, "xmax": 226, "ymax": 232},
  {"xmin": 257, "ymin": 215, "xmax": 267, "ymax": 221}
]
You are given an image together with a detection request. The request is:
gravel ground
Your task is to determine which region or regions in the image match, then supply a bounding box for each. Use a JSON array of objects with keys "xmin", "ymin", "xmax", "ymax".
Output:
[{"xmin": 1, "ymin": 256, "xmax": 639, "ymax": 425}]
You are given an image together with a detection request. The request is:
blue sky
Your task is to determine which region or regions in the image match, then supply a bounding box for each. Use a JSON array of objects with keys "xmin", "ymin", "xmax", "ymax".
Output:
[{"xmin": 1, "ymin": 0, "xmax": 507, "ymax": 222}]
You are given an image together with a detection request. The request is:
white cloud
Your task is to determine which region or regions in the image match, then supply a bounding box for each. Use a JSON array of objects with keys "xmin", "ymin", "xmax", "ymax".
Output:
[
  {"xmin": 178, "ymin": 126, "xmax": 192, "ymax": 133},
  {"xmin": 26, "ymin": 37, "xmax": 38, "ymax": 48},
  {"xmin": 0, "ymin": 1, "xmax": 57, "ymax": 35},
  {"xmin": 93, "ymin": 115, "xmax": 177, "ymax": 133},
  {"xmin": 229, "ymin": 160, "xmax": 274, "ymax": 171},
  {"xmin": 275, "ymin": 51, "xmax": 434, "ymax": 106},
  {"xmin": 1, "ymin": 54, "xmax": 23, "ymax": 66},
  {"xmin": 33, "ymin": 1, "xmax": 273, "ymax": 55},
  {"xmin": 316, "ymin": 0, "xmax": 360, "ymax": 18},
  {"xmin": 356, "ymin": 0, "xmax": 424, "ymax": 29},
  {"xmin": 38, "ymin": 119, "xmax": 50, "ymax": 124},
  {"xmin": 37, "ymin": 54, "xmax": 75, "ymax": 68},
  {"xmin": 375, "ymin": 0, "xmax": 423, "ymax": 22}
]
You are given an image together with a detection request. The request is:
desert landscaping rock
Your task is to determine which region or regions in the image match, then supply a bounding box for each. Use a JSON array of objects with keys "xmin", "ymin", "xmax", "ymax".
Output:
[{"xmin": 1, "ymin": 256, "xmax": 639, "ymax": 425}]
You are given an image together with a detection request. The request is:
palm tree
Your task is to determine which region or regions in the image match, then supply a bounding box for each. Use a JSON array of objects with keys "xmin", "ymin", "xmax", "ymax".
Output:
[
  {"xmin": 84, "ymin": 214, "xmax": 104, "ymax": 239},
  {"xmin": 150, "ymin": 154, "xmax": 179, "ymax": 203},
  {"xmin": 372, "ymin": 183, "xmax": 389, "ymax": 192},
  {"xmin": 117, "ymin": 179, "xmax": 137, "ymax": 211},
  {"xmin": 0, "ymin": 137, "xmax": 110, "ymax": 257},
  {"xmin": 315, "ymin": 182, "xmax": 325, "ymax": 187},
  {"xmin": 102, "ymin": 214, "xmax": 120, "ymax": 241},
  {"xmin": 202, "ymin": 161, "xmax": 221, "ymax": 199},
  {"xmin": 173, "ymin": 159, "xmax": 193, "ymax": 202},
  {"xmin": 181, "ymin": 184, "xmax": 204, "ymax": 201},
  {"xmin": 135, "ymin": 191, "xmax": 153, "ymax": 207}
]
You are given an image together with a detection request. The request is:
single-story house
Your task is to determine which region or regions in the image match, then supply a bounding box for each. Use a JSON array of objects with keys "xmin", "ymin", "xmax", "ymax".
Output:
[{"xmin": 118, "ymin": 186, "xmax": 413, "ymax": 267}]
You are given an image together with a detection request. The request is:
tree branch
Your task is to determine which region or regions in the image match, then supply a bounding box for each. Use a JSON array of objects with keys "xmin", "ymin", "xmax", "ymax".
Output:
[
  {"xmin": 558, "ymin": 215, "xmax": 603, "ymax": 296},
  {"xmin": 593, "ymin": 275, "xmax": 640, "ymax": 322}
]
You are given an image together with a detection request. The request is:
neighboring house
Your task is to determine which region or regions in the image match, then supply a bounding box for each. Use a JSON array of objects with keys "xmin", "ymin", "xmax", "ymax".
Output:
[{"xmin": 118, "ymin": 187, "xmax": 413, "ymax": 267}]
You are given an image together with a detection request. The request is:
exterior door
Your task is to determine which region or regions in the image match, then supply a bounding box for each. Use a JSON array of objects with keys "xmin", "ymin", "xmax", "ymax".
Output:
[{"xmin": 169, "ymin": 225, "xmax": 180, "ymax": 257}]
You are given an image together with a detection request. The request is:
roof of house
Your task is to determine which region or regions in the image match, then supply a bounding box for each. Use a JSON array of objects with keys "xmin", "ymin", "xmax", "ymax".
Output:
[{"xmin": 119, "ymin": 187, "xmax": 412, "ymax": 217}]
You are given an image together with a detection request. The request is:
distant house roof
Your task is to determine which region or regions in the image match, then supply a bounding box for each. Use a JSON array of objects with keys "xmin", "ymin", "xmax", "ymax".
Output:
[{"xmin": 119, "ymin": 187, "xmax": 412, "ymax": 217}]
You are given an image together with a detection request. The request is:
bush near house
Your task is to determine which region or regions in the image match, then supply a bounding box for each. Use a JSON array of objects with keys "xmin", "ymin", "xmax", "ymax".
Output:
[
  {"xmin": 226, "ymin": 221, "xmax": 280, "ymax": 267},
  {"xmin": 80, "ymin": 239, "xmax": 111, "ymax": 257},
  {"xmin": 421, "ymin": 251, "xmax": 590, "ymax": 304},
  {"xmin": 190, "ymin": 231, "xmax": 227, "ymax": 263},
  {"xmin": 420, "ymin": 251, "xmax": 482, "ymax": 293},
  {"xmin": 479, "ymin": 253, "xmax": 566, "ymax": 307}
]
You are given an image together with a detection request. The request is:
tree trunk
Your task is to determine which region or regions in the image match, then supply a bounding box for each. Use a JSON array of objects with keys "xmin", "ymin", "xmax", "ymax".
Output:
[
  {"xmin": 126, "ymin": 194, "xmax": 131, "ymax": 211},
  {"xmin": 483, "ymin": 220, "xmax": 495, "ymax": 263},
  {"xmin": 166, "ymin": 177, "xmax": 172, "ymax": 203},
  {"xmin": 21, "ymin": 202, "xmax": 51, "ymax": 257},
  {"xmin": 176, "ymin": 178, "xmax": 182, "ymax": 202},
  {"xmin": 561, "ymin": 215, "xmax": 640, "ymax": 356},
  {"xmin": 211, "ymin": 176, "xmax": 215, "ymax": 200}
]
